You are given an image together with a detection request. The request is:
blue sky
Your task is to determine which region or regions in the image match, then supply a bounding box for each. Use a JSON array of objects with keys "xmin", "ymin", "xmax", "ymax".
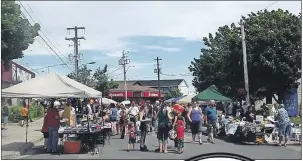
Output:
[
  {"xmin": 16, "ymin": 1, "xmax": 301, "ymax": 93},
  {"xmin": 19, "ymin": 36, "xmax": 202, "ymax": 92}
]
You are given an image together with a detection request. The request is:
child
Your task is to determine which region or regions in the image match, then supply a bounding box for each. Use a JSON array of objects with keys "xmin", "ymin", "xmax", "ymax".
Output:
[
  {"xmin": 127, "ymin": 122, "xmax": 136, "ymax": 152},
  {"xmin": 176, "ymin": 115, "xmax": 185, "ymax": 154}
]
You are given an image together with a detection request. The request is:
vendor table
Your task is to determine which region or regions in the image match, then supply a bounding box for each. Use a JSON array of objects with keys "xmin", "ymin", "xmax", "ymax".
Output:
[{"xmin": 58, "ymin": 126, "xmax": 103, "ymax": 155}]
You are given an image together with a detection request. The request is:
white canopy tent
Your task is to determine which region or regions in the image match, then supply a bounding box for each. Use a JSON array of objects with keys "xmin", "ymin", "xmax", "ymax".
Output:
[
  {"xmin": 100, "ymin": 98, "xmax": 117, "ymax": 105},
  {"xmin": 176, "ymin": 94, "xmax": 197, "ymax": 104},
  {"xmin": 2, "ymin": 72, "xmax": 102, "ymax": 98}
]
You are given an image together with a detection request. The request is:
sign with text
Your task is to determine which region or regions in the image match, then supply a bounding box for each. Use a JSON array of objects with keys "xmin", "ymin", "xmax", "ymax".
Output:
[
  {"xmin": 283, "ymin": 88, "xmax": 298, "ymax": 117},
  {"xmin": 143, "ymin": 91, "xmax": 160, "ymax": 97},
  {"xmin": 109, "ymin": 91, "xmax": 133, "ymax": 98}
]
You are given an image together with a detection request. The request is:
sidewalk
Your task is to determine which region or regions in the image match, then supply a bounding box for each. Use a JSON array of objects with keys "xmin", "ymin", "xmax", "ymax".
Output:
[{"xmin": 1, "ymin": 118, "xmax": 44, "ymax": 159}]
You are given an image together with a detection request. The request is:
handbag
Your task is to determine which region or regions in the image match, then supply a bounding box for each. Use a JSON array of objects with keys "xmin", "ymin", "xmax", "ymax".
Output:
[{"xmin": 169, "ymin": 129, "xmax": 177, "ymax": 140}]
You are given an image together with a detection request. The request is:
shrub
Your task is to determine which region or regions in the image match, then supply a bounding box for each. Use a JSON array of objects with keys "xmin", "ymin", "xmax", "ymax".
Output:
[{"xmin": 8, "ymin": 104, "xmax": 44, "ymax": 123}]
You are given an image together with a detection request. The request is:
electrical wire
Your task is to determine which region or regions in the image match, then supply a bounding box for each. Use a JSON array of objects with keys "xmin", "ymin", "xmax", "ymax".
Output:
[
  {"xmin": 19, "ymin": 1, "xmax": 69, "ymax": 61},
  {"xmin": 19, "ymin": 2, "xmax": 74, "ymax": 73}
]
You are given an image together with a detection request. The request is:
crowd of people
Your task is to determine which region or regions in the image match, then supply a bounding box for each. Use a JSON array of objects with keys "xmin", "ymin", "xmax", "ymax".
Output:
[
  {"xmin": 9, "ymin": 97, "xmax": 291, "ymax": 154},
  {"xmin": 100, "ymin": 100, "xmax": 219, "ymax": 154}
]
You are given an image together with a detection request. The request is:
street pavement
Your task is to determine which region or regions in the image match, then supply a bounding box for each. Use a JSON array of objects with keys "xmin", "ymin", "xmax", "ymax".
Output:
[
  {"xmin": 1, "ymin": 118, "xmax": 44, "ymax": 159},
  {"xmin": 19, "ymin": 132, "xmax": 301, "ymax": 160}
]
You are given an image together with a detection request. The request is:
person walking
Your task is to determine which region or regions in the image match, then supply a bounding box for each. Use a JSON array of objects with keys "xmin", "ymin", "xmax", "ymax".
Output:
[
  {"xmin": 120, "ymin": 105, "xmax": 127, "ymax": 139},
  {"xmin": 2, "ymin": 100, "xmax": 9, "ymax": 130},
  {"xmin": 110, "ymin": 103, "xmax": 118, "ymax": 135},
  {"xmin": 139, "ymin": 104, "xmax": 149, "ymax": 152},
  {"xmin": 41, "ymin": 112, "xmax": 49, "ymax": 150},
  {"xmin": 20, "ymin": 102, "xmax": 28, "ymax": 127},
  {"xmin": 275, "ymin": 104, "xmax": 291, "ymax": 146},
  {"xmin": 46, "ymin": 101, "xmax": 60, "ymax": 153},
  {"xmin": 187, "ymin": 102, "xmax": 203, "ymax": 144},
  {"xmin": 205, "ymin": 100, "xmax": 217, "ymax": 144},
  {"xmin": 156, "ymin": 103, "xmax": 170, "ymax": 153}
]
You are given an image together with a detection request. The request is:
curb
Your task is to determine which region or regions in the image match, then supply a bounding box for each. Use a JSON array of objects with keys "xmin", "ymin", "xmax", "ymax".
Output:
[{"xmin": 1, "ymin": 136, "xmax": 44, "ymax": 160}]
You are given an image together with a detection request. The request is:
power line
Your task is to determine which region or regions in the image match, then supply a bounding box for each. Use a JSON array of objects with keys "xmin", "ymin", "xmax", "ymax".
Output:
[
  {"xmin": 19, "ymin": 2, "xmax": 69, "ymax": 62},
  {"xmin": 264, "ymin": 1, "xmax": 278, "ymax": 10},
  {"xmin": 107, "ymin": 67, "xmax": 122, "ymax": 76},
  {"xmin": 19, "ymin": 2, "xmax": 73, "ymax": 73}
]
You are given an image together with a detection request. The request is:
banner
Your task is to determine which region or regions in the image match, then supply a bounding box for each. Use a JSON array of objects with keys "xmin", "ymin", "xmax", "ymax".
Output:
[{"xmin": 283, "ymin": 88, "xmax": 298, "ymax": 117}]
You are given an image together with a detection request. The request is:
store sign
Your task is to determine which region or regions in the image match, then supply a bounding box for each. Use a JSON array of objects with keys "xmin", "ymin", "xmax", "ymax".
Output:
[
  {"xmin": 12, "ymin": 64, "xmax": 32, "ymax": 82},
  {"xmin": 283, "ymin": 88, "xmax": 298, "ymax": 117},
  {"xmin": 109, "ymin": 91, "xmax": 133, "ymax": 97},
  {"xmin": 143, "ymin": 92, "xmax": 159, "ymax": 97}
]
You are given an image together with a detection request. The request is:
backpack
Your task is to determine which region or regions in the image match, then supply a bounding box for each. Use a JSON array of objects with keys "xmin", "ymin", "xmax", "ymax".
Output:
[{"xmin": 129, "ymin": 130, "xmax": 136, "ymax": 139}]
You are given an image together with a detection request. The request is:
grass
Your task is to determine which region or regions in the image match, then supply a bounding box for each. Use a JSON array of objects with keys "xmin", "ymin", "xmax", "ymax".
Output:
[{"xmin": 290, "ymin": 117, "xmax": 301, "ymax": 125}]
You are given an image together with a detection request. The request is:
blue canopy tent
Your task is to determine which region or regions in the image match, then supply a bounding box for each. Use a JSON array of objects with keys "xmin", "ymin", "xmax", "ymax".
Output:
[
  {"xmin": 171, "ymin": 95, "xmax": 187, "ymax": 103},
  {"xmin": 164, "ymin": 97, "xmax": 175, "ymax": 103}
]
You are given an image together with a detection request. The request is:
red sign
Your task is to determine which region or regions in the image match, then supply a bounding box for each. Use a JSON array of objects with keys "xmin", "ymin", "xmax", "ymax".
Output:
[
  {"xmin": 143, "ymin": 92, "xmax": 160, "ymax": 98},
  {"xmin": 109, "ymin": 91, "xmax": 133, "ymax": 97}
]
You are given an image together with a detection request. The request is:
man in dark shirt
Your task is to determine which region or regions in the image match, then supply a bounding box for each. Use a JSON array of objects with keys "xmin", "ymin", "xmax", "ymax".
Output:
[{"xmin": 244, "ymin": 106, "xmax": 255, "ymax": 123}]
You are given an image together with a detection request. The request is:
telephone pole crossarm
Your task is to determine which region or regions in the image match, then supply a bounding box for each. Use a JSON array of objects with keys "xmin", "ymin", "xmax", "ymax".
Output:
[
  {"xmin": 65, "ymin": 26, "xmax": 86, "ymax": 80},
  {"xmin": 119, "ymin": 51, "xmax": 130, "ymax": 101}
]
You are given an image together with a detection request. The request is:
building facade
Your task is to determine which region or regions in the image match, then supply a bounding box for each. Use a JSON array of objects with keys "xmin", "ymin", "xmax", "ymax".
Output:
[
  {"xmin": 1, "ymin": 60, "xmax": 36, "ymax": 105},
  {"xmin": 116, "ymin": 79, "xmax": 190, "ymax": 96}
]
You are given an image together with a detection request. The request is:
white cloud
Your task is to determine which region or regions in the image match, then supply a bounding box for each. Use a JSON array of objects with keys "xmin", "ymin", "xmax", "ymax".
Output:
[
  {"xmin": 144, "ymin": 46, "xmax": 181, "ymax": 52},
  {"xmin": 19, "ymin": 1, "xmax": 300, "ymax": 57}
]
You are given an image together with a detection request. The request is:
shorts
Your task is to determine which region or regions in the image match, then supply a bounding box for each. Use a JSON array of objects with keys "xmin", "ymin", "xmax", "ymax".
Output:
[
  {"xmin": 157, "ymin": 125, "xmax": 169, "ymax": 143},
  {"xmin": 3, "ymin": 116, "xmax": 8, "ymax": 124},
  {"xmin": 43, "ymin": 132, "xmax": 49, "ymax": 138},
  {"xmin": 278, "ymin": 123, "xmax": 292, "ymax": 138},
  {"xmin": 207, "ymin": 122, "xmax": 217, "ymax": 134},
  {"xmin": 22, "ymin": 116, "xmax": 28, "ymax": 120},
  {"xmin": 110, "ymin": 118, "xmax": 117, "ymax": 122},
  {"xmin": 190, "ymin": 121, "xmax": 203, "ymax": 134},
  {"xmin": 129, "ymin": 138, "xmax": 136, "ymax": 144},
  {"xmin": 130, "ymin": 117, "xmax": 137, "ymax": 124}
]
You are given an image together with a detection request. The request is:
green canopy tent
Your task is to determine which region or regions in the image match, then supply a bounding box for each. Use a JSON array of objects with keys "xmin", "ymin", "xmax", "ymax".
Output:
[{"xmin": 193, "ymin": 85, "xmax": 232, "ymax": 101}]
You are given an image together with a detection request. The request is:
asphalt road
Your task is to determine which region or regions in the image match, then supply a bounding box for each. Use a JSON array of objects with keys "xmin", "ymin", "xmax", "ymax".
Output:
[{"xmin": 19, "ymin": 132, "xmax": 301, "ymax": 160}]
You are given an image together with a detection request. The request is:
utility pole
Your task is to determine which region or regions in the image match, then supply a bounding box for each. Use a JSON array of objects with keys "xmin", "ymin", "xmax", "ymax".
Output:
[
  {"xmin": 154, "ymin": 57, "xmax": 162, "ymax": 99},
  {"xmin": 65, "ymin": 26, "xmax": 85, "ymax": 79},
  {"xmin": 119, "ymin": 50, "xmax": 130, "ymax": 101},
  {"xmin": 240, "ymin": 19, "xmax": 250, "ymax": 105}
]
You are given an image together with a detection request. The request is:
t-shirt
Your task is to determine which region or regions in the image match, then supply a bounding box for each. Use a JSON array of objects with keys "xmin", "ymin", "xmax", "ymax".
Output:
[
  {"xmin": 128, "ymin": 106, "xmax": 139, "ymax": 117},
  {"xmin": 46, "ymin": 108, "xmax": 60, "ymax": 127},
  {"xmin": 276, "ymin": 108, "xmax": 290, "ymax": 125},
  {"xmin": 129, "ymin": 127, "xmax": 136, "ymax": 139},
  {"xmin": 205, "ymin": 106, "xmax": 217, "ymax": 122},
  {"xmin": 21, "ymin": 107, "xmax": 28, "ymax": 116},
  {"xmin": 244, "ymin": 111, "xmax": 254, "ymax": 122}
]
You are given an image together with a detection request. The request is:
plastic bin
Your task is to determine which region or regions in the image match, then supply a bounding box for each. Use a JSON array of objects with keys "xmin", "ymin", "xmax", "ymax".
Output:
[{"xmin": 64, "ymin": 141, "xmax": 81, "ymax": 154}]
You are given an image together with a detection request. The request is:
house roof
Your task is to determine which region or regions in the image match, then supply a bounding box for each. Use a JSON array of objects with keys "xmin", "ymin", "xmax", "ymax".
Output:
[
  {"xmin": 110, "ymin": 82, "xmax": 158, "ymax": 92},
  {"xmin": 115, "ymin": 79, "xmax": 187, "ymax": 87}
]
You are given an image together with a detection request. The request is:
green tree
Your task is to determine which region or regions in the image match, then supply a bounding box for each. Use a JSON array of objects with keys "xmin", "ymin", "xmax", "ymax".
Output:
[
  {"xmin": 67, "ymin": 65, "xmax": 94, "ymax": 87},
  {"xmin": 1, "ymin": 1, "xmax": 40, "ymax": 68},
  {"xmin": 189, "ymin": 9, "xmax": 301, "ymax": 103},
  {"xmin": 93, "ymin": 65, "xmax": 119, "ymax": 96},
  {"xmin": 67, "ymin": 64, "xmax": 119, "ymax": 96},
  {"xmin": 165, "ymin": 87, "xmax": 183, "ymax": 100}
]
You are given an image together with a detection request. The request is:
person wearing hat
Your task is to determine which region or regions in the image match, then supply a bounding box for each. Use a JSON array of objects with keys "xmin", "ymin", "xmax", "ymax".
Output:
[{"xmin": 274, "ymin": 104, "xmax": 291, "ymax": 146}]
